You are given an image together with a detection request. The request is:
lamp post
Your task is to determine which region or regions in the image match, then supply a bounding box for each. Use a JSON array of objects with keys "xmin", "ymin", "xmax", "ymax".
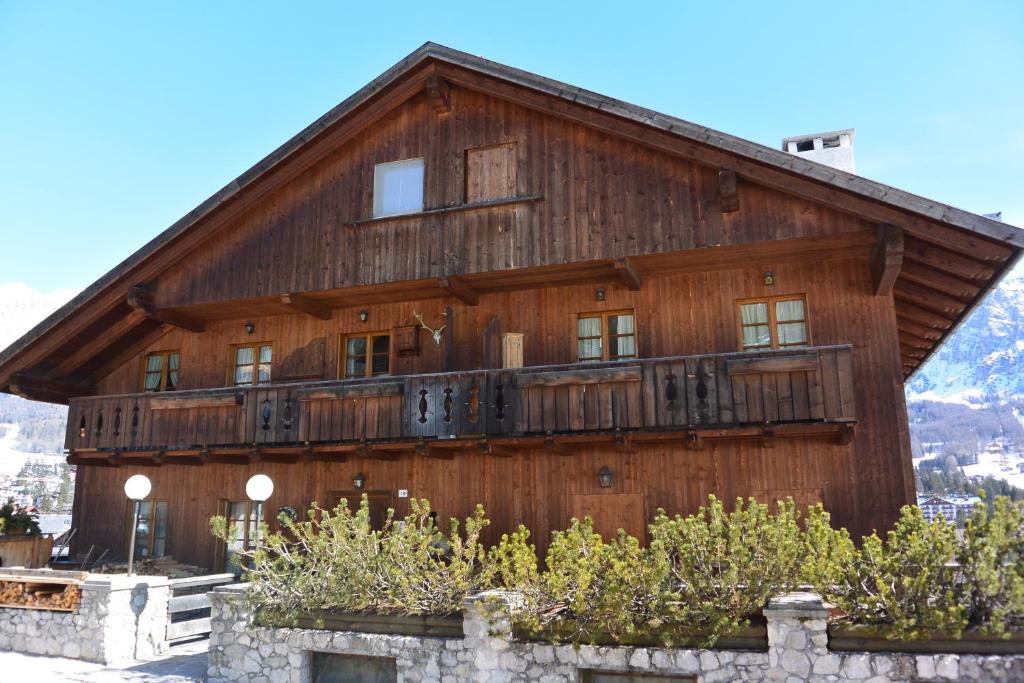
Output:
[
  {"xmin": 123, "ymin": 474, "xmax": 152, "ymax": 576},
  {"xmin": 245, "ymin": 474, "xmax": 274, "ymax": 547}
]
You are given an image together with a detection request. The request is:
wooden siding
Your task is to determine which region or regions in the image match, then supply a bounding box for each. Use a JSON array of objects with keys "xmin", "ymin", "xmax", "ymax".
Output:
[{"xmin": 151, "ymin": 88, "xmax": 873, "ymax": 310}]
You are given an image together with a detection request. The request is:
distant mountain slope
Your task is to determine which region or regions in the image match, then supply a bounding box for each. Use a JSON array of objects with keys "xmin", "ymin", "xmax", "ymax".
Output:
[{"xmin": 908, "ymin": 270, "xmax": 1024, "ymax": 402}]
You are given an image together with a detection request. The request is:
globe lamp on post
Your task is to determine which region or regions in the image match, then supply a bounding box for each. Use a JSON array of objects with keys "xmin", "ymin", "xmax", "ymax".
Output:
[
  {"xmin": 245, "ymin": 474, "xmax": 274, "ymax": 548},
  {"xmin": 123, "ymin": 474, "xmax": 152, "ymax": 577}
]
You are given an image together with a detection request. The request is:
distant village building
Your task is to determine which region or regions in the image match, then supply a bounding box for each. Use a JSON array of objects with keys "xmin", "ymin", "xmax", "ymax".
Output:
[{"xmin": 917, "ymin": 494, "xmax": 982, "ymax": 524}]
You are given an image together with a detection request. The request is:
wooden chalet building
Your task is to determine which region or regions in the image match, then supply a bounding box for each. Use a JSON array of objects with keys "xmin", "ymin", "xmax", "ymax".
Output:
[{"xmin": 1, "ymin": 44, "xmax": 1021, "ymax": 570}]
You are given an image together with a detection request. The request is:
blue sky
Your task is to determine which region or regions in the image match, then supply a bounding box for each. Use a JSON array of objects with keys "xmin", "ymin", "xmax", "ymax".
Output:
[{"xmin": 1, "ymin": 1, "xmax": 1022, "ymax": 292}]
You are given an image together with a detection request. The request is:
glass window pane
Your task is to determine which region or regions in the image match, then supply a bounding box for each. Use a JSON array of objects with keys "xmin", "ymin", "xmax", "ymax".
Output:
[
  {"xmin": 144, "ymin": 371, "xmax": 162, "ymax": 392},
  {"xmin": 775, "ymin": 299, "xmax": 805, "ymax": 322},
  {"xmin": 742, "ymin": 325, "xmax": 772, "ymax": 349},
  {"xmin": 146, "ymin": 354, "xmax": 164, "ymax": 373},
  {"xmin": 235, "ymin": 347, "xmax": 254, "ymax": 366},
  {"xmin": 373, "ymin": 159, "xmax": 425, "ymax": 217},
  {"xmin": 578, "ymin": 338, "xmax": 602, "ymax": 361},
  {"xmin": 347, "ymin": 337, "xmax": 367, "ymax": 356},
  {"xmin": 609, "ymin": 314, "xmax": 634, "ymax": 335},
  {"xmin": 740, "ymin": 303, "xmax": 769, "ymax": 325},
  {"xmin": 372, "ymin": 335, "xmax": 390, "ymax": 354},
  {"xmin": 609, "ymin": 335, "xmax": 636, "ymax": 359},
  {"xmin": 577, "ymin": 317, "xmax": 601, "ymax": 338},
  {"xmin": 167, "ymin": 353, "xmax": 179, "ymax": 390},
  {"xmin": 235, "ymin": 365, "xmax": 253, "ymax": 385},
  {"xmin": 259, "ymin": 345, "xmax": 273, "ymax": 363},
  {"xmin": 777, "ymin": 322, "xmax": 808, "ymax": 346},
  {"xmin": 257, "ymin": 363, "xmax": 271, "ymax": 384},
  {"xmin": 346, "ymin": 356, "xmax": 366, "ymax": 378},
  {"xmin": 371, "ymin": 354, "xmax": 389, "ymax": 375}
]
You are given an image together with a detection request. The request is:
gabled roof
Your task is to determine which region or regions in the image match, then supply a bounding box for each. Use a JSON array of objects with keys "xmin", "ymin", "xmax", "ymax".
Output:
[{"xmin": 2, "ymin": 42, "xmax": 1022, "ymax": 402}]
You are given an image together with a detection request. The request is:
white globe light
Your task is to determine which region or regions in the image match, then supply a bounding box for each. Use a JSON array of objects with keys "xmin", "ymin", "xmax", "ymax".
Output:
[
  {"xmin": 123, "ymin": 474, "xmax": 152, "ymax": 501},
  {"xmin": 245, "ymin": 474, "xmax": 274, "ymax": 502}
]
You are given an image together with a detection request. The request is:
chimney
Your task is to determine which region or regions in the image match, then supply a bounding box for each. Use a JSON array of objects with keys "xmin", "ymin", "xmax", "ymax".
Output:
[{"xmin": 782, "ymin": 128, "xmax": 856, "ymax": 173}]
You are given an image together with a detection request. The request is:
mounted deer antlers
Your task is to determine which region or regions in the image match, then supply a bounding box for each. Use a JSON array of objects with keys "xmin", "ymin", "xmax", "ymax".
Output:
[{"xmin": 413, "ymin": 310, "xmax": 447, "ymax": 347}]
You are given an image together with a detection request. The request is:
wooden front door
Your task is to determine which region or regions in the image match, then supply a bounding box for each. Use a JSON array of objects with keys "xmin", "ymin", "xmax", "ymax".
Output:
[
  {"xmin": 569, "ymin": 493, "xmax": 647, "ymax": 541},
  {"xmin": 329, "ymin": 491, "xmax": 395, "ymax": 530}
]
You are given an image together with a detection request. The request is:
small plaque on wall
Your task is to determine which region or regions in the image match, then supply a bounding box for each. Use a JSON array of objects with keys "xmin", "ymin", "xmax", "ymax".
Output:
[{"xmin": 394, "ymin": 324, "xmax": 420, "ymax": 356}]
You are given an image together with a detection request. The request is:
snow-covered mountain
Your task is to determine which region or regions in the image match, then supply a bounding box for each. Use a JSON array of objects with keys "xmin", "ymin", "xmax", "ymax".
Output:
[
  {"xmin": 0, "ymin": 283, "xmax": 79, "ymax": 352},
  {"xmin": 908, "ymin": 265, "xmax": 1024, "ymax": 404}
]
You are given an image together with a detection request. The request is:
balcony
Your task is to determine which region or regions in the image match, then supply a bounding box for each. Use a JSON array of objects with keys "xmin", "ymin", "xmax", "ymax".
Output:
[{"xmin": 66, "ymin": 345, "xmax": 856, "ymax": 464}]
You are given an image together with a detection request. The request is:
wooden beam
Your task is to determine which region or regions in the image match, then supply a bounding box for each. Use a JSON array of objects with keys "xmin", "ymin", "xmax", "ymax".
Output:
[
  {"xmin": 613, "ymin": 430, "xmax": 637, "ymax": 454},
  {"xmin": 613, "ymin": 257, "xmax": 642, "ymax": 291},
  {"xmin": 835, "ymin": 424, "xmax": 855, "ymax": 445},
  {"xmin": 902, "ymin": 239, "xmax": 994, "ymax": 281},
  {"xmin": 516, "ymin": 366, "xmax": 641, "ymax": 388},
  {"xmin": 900, "ymin": 343, "xmax": 927, "ymax": 359},
  {"xmin": 87, "ymin": 323, "xmax": 173, "ymax": 382},
  {"xmin": 900, "ymin": 260, "xmax": 980, "ymax": 299},
  {"xmin": 718, "ymin": 168, "xmax": 739, "ymax": 213},
  {"xmin": 438, "ymin": 276, "xmax": 479, "ymax": 305},
  {"xmin": 760, "ymin": 427, "xmax": 776, "ymax": 449},
  {"xmin": 897, "ymin": 331, "xmax": 932, "ymax": 350},
  {"xmin": 280, "ymin": 293, "xmax": 332, "ymax": 320},
  {"xmin": 685, "ymin": 431, "xmax": 704, "ymax": 450},
  {"xmin": 424, "ymin": 74, "xmax": 451, "ymax": 114},
  {"xmin": 893, "ymin": 280, "xmax": 967, "ymax": 316},
  {"xmin": 8, "ymin": 373, "xmax": 94, "ymax": 404},
  {"xmin": 896, "ymin": 317, "xmax": 943, "ymax": 341},
  {"xmin": 477, "ymin": 438, "xmax": 514, "ymax": 458},
  {"xmin": 52, "ymin": 312, "xmax": 147, "ymax": 377},
  {"xmin": 896, "ymin": 303, "xmax": 953, "ymax": 330},
  {"xmin": 127, "ymin": 285, "xmax": 205, "ymax": 332},
  {"xmin": 543, "ymin": 433, "xmax": 567, "ymax": 455},
  {"xmin": 870, "ymin": 224, "xmax": 903, "ymax": 296}
]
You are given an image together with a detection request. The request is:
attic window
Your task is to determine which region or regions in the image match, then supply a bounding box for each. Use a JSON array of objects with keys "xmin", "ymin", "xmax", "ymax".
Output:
[
  {"xmin": 795, "ymin": 139, "xmax": 815, "ymax": 152},
  {"xmin": 822, "ymin": 136, "xmax": 841, "ymax": 149},
  {"xmin": 373, "ymin": 158, "xmax": 424, "ymax": 218}
]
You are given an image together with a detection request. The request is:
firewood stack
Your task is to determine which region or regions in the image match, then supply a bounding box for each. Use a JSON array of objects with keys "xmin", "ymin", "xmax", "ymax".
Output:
[{"xmin": 0, "ymin": 579, "xmax": 81, "ymax": 611}]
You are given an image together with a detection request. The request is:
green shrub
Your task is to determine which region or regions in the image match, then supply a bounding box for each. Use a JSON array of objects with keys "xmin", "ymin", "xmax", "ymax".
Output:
[
  {"xmin": 832, "ymin": 505, "xmax": 966, "ymax": 639},
  {"xmin": 650, "ymin": 496, "xmax": 804, "ymax": 643},
  {"xmin": 957, "ymin": 496, "xmax": 1024, "ymax": 636},
  {"xmin": 211, "ymin": 496, "xmax": 489, "ymax": 623}
]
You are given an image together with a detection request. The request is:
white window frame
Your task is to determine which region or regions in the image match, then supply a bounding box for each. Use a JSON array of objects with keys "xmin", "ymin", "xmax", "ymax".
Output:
[{"xmin": 373, "ymin": 158, "xmax": 425, "ymax": 218}]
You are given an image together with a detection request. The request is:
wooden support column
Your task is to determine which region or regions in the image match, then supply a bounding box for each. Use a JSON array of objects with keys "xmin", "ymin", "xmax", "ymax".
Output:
[
  {"xmin": 613, "ymin": 257, "xmax": 642, "ymax": 291},
  {"xmin": 127, "ymin": 285, "xmax": 205, "ymax": 332},
  {"xmin": 438, "ymin": 276, "xmax": 478, "ymax": 305},
  {"xmin": 718, "ymin": 168, "xmax": 739, "ymax": 213},
  {"xmin": 280, "ymin": 293, "xmax": 332, "ymax": 320},
  {"xmin": 424, "ymin": 75, "xmax": 451, "ymax": 114},
  {"xmin": 871, "ymin": 224, "xmax": 904, "ymax": 296}
]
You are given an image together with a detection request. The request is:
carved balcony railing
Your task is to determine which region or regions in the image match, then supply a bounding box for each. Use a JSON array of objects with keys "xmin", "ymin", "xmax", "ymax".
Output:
[{"xmin": 66, "ymin": 345, "xmax": 855, "ymax": 458}]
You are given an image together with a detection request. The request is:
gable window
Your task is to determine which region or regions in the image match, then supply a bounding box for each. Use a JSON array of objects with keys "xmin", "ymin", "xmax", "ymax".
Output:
[
  {"xmin": 373, "ymin": 158, "xmax": 424, "ymax": 218},
  {"xmin": 738, "ymin": 296, "xmax": 809, "ymax": 350},
  {"xmin": 129, "ymin": 500, "xmax": 168, "ymax": 559},
  {"xmin": 232, "ymin": 343, "xmax": 272, "ymax": 386},
  {"xmin": 142, "ymin": 351, "xmax": 179, "ymax": 392},
  {"xmin": 577, "ymin": 311, "xmax": 636, "ymax": 362},
  {"xmin": 343, "ymin": 333, "xmax": 390, "ymax": 378},
  {"xmin": 466, "ymin": 142, "xmax": 517, "ymax": 203}
]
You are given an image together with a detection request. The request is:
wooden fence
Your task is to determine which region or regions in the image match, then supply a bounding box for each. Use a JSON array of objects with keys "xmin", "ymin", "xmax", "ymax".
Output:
[{"xmin": 165, "ymin": 573, "xmax": 236, "ymax": 643}]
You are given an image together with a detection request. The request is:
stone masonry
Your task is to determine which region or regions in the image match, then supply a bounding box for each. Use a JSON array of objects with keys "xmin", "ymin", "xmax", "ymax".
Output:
[
  {"xmin": 208, "ymin": 585, "xmax": 1024, "ymax": 683},
  {"xmin": 0, "ymin": 574, "xmax": 170, "ymax": 665}
]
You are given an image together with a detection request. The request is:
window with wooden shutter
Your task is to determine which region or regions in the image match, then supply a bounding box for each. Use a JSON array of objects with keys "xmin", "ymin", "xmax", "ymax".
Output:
[
  {"xmin": 466, "ymin": 142, "xmax": 517, "ymax": 203},
  {"xmin": 737, "ymin": 295, "xmax": 809, "ymax": 350}
]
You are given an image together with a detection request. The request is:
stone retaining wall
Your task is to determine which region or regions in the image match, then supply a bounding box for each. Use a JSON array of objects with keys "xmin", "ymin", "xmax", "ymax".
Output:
[
  {"xmin": 0, "ymin": 574, "xmax": 170, "ymax": 664},
  {"xmin": 208, "ymin": 586, "xmax": 1024, "ymax": 683}
]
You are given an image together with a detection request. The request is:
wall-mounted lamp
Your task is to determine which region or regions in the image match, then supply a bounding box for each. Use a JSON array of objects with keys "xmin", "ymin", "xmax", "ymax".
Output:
[
  {"xmin": 763, "ymin": 271, "xmax": 775, "ymax": 286},
  {"xmin": 358, "ymin": 310, "xmax": 369, "ymax": 323},
  {"xmin": 595, "ymin": 287, "xmax": 606, "ymax": 302},
  {"xmin": 244, "ymin": 321, "xmax": 256, "ymax": 335},
  {"xmin": 597, "ymin": 465, "xmax": 613, "ymax": 489},
  {"xmin": 353, "ymin": 473, "xmax": 366, "ymax": 490}
]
